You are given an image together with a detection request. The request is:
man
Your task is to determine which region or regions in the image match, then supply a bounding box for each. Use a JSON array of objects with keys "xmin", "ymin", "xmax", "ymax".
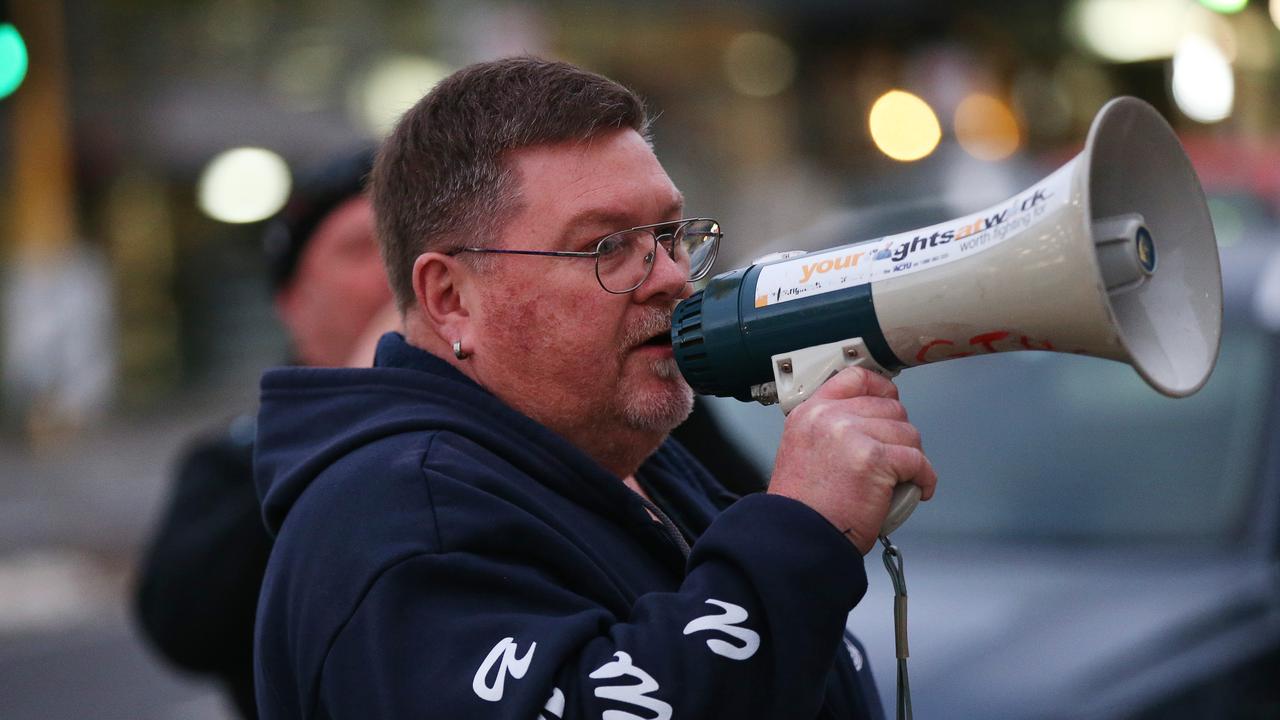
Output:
[
  {"xmin": 136, "ymin": 144, "xmax": 762, "ymax": 719},
  {"xmin": 134, "ymin": 150, "xmax": 394, "ymax": 719},
  {"xmin": 254, "ymin": 57, "xmax": 935, "ymax": 719}
]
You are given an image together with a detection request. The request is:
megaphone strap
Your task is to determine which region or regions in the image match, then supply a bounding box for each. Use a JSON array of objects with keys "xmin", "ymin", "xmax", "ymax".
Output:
[{"xmin": 880, "ymin": 534, "xmax": 913, "ymax": 720}]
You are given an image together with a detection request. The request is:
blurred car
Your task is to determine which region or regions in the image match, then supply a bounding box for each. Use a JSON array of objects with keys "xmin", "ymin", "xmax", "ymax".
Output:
[{"xmin": 702, "ymin": 196, "xmax": 1280, "ymax": 719}]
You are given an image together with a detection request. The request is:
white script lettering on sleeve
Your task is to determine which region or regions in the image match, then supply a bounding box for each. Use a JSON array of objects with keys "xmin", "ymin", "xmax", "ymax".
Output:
[
  {"xmin": 843, "ymin": 636, "xmax": 865, "ymax": 672},
  {"xmin": 472, "ymin": 637, "xmax": 537, "ymax": 702},
  {"xmin": 538, "ymin": 687, "xmax": 565, "ymax": 719},
  {"xmin": 588, "ymin": 651, "xmax": 673, "ymax": 720},
  {"xmin": 682, "ymin": 598, "xmax": 761, "ymax": 661}
]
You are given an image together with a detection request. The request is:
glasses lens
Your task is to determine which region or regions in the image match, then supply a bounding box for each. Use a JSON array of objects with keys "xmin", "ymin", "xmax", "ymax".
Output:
[
  {"xmin": 677, "ymin": 219, "xmax": 721, "ymax": 281},
  {"xmin": 596, "ymin": 230, "xmax": 655, "ymax": 293}
]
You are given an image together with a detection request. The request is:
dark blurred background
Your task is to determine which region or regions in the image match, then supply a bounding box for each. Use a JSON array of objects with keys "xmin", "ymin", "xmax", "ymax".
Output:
[{"xmin": 1, "ymin": 1, "xmax": 1277, "ymax": 718}]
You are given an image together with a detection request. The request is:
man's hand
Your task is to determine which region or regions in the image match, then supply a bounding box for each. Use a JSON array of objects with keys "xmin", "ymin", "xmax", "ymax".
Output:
[{"xmin": 768, "ymin": 366, "xmax": 937, "ymax": 555}]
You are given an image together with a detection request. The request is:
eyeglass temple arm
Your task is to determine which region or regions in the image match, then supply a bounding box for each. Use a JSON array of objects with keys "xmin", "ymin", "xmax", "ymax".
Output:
[{"xmin": 454, "ymin": 247, "xmax": 598, "ymax": 258}]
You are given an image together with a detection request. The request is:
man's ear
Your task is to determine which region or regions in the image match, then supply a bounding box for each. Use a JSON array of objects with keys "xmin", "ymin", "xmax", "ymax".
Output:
[{"xmin": 412, "ymin": 252, "xmax": 472, "ymax": 344}]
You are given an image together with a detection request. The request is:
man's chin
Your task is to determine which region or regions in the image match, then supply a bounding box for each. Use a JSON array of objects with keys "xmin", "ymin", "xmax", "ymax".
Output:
[
  {"xmin": 649, "ymin": 354, "xmax": 682, "ymax": 381},
  {"xmin": 621, "ymin": 366, "xmax": 695, "ymax": 433}
]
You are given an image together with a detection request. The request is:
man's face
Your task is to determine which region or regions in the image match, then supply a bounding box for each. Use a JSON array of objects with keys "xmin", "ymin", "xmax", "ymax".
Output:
[
  {"xmin": 465, "ymin": 129, "xmax": 695, "ymax": 448},
  {"xmin": 277, "ymin": 195, "xmax": 393, "ymax": 366}
]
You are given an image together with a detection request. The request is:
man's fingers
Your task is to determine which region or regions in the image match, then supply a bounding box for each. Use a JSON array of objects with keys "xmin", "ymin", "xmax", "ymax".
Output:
[
  {"xmin": 812, "ymin": 366, "xmax": 900, "ymax": 402},
  {"xmin": 841, "ymin": 396, "xmax": 909, "ymax": 422},
  {"xmin": 853, "ymin": 418, "xmax": 921, "ymax": 450},
  {"xmin": 880, "ymin": 444, "xmax": 938, "ymax": 501},
  {"xmin": 914, "ymin": 454, "xmax": 937, "ymax": 501}
]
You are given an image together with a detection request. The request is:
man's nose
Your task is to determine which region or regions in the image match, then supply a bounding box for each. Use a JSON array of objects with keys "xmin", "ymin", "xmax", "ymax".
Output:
[{"xmin": 632, "ymin": 244, "xmax": 691, "ymax": 303}]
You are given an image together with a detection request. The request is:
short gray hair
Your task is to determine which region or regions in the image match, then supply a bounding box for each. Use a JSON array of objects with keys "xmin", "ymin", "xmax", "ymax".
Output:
[{"xmin": 370, "ymin": 56, "xmax": 650, "ymax": 310}]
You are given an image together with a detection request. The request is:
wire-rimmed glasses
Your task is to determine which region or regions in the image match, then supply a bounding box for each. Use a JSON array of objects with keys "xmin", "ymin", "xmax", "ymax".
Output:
[{"xmin": 449, "ymin": 217, "xmax": 722, "ymax": 294}]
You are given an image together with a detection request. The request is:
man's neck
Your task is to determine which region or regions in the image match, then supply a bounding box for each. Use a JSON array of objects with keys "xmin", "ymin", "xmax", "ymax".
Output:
[
  {"xmin": 402, "ymin": 319, "xmax": 667, "ymax": 479},
  {"xmin": 402, "ymin": 318, "xmax": 453, "ymax": 367},
  {"xmin": 562, "ymin": 421, "xmax": 666, "ymax": 480}
]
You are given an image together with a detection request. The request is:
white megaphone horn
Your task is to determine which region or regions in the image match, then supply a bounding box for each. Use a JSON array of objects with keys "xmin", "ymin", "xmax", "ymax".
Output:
[{"xmin": 671, "ymin": 97, "xmax": 1223, "ymax": 535}]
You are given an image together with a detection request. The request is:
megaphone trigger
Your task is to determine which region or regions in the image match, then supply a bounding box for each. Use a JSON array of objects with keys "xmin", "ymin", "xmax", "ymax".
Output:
[{"xmin": 768, "ymin": 337, "xmax": 897, "ymax": 415}]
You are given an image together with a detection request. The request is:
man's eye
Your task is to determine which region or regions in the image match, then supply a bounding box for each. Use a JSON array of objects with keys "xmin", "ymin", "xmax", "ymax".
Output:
[{"xmin": 596, "ymin": 235, "xmax": 628, "ymax": 256}]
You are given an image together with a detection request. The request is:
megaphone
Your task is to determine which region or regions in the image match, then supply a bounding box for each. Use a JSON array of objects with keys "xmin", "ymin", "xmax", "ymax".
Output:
[{"xmin": 671, "ymin": 97, "xmax": 1223, "ymax": 535}]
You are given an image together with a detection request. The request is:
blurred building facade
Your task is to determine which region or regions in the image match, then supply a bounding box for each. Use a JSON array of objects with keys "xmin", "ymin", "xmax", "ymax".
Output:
[
  {"xmin": 2, "ymin": 0, "xmax": 1277, "ymax": 440},
  {"xmin": 1, "ymin": 2, "xmax": 1278, "ymax": 718}
]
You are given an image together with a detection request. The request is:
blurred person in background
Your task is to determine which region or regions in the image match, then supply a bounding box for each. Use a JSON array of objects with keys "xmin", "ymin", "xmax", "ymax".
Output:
[
  {"xmin": 133, "ymin": 149, "xmax": 394, "ymax": 720},
  {"xmin": 134, "ymin": 143, "xmax": 764, "ymax": 720},
  {"xmin": 252, "ymin": 57, "xmax": 933, "ymax": 719}
]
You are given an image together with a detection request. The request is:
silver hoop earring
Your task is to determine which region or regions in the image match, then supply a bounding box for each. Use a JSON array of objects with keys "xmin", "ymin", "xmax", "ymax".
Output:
[{"xmin": 452, "ymin": 340, "xmax": 469, "ymax": 360}]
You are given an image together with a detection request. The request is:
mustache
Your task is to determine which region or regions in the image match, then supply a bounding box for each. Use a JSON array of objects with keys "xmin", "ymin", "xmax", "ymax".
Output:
[{"xmin": 622, "ymin": 305, "xmax": 678, "ymax": 348}]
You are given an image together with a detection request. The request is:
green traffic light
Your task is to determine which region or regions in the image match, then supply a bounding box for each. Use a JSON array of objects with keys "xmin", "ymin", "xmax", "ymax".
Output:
[{"xmin": 0, "ymin": 23, "xmax": 29, "ymax": 100}]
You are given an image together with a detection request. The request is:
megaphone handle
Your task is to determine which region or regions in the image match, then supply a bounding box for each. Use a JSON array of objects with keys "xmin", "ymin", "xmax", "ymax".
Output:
[
  {"xmin": 767, "ymin": 339, "xmax": 920, "ymax": 535},
  {"xmin": 881, "ymin": 483, "xmax": 921, "ymax": 537},
  {"xmin": 765, "ymin": 342, "xmax": 922, "ymax": 720}
]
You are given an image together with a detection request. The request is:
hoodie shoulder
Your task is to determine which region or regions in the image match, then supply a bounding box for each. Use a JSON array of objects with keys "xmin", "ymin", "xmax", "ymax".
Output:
[
  {"xmin": 275, "ymin": 429, "xmax": 448, "ymax": 564},
  {"xmin": 255, "ymin": 359, "xmax": 506, "ymax": 535},
  {"xmin": 271, "ymin": 425, "xmax": 574, "ymax": 575}
]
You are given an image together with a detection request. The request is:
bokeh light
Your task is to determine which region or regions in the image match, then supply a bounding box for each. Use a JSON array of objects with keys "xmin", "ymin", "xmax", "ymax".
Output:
[
  {"xmin": 0, "ymin": 23, "xmax": 29, "ymax": 100},
  {"xmin": 1271, "ymin": 0, "xmax": 1280, "ymax": 30},
  {"xmin": 955, "ymin": 94, "xmax": 1022, "ymax": 161},
  {"xmin": 1068, "ymin": 0, "xmax": 1189, "ymax": 62},
  {"xmin": 196, "ymin": 147, "xmax": 292, "ymax": 224},
  {"xmin": 351, "ymin": 55, "xmax": 451, "ymax": 137},
  {"xmin": 723, "ymin": 32, "xmax": 797, "ymax": 98},
  {"xmin": 868, "ymin": 90, "xmax": 942, "ymax": 162},
  {"xmin": 1172, "ymin": 34, "xmax": 1234, "ymax": 123},
  {"xmin": 1199, "ymin": 0, "xmax": 1248, "ymax": 13}
]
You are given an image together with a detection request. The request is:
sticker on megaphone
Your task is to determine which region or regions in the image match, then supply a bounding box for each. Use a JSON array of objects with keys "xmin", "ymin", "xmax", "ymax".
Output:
[{"xmin": 752, "ymin": 165, "xmax": 1074, "ymax": 309}]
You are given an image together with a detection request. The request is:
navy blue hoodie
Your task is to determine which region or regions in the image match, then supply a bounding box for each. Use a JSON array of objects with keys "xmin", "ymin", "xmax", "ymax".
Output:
[{"xmin": 254, "ymin": 333, "xmax": 882, "ymax": 719}]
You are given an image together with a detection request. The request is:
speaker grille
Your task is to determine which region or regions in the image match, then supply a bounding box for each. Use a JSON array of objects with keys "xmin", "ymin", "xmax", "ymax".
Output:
[{"xmin": 671, "ymin": 291, "xmax": 717, "ymax": 393}]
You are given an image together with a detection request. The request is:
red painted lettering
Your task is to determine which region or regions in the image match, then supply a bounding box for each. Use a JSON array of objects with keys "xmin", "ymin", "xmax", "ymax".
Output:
[
  {"xmin": 969, "ymin": 331, "xmax": 1010, "ymax": 354},
  {"xmin": 1019, "ymin": 335, "xmax": 1055, "ymax": 351},
  {"xmin": 919, "ymin": 329, "xmax": 1060, "ymax": 364},
  {"xmin": 916, "ymin": 339, "xmax": 973, "ymax": 363}
]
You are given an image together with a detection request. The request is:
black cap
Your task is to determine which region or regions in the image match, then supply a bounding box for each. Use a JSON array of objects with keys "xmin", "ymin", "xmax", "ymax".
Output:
[{"xmin": 263, "ymin": 147, "xmax": 375, "ymax": 291}]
